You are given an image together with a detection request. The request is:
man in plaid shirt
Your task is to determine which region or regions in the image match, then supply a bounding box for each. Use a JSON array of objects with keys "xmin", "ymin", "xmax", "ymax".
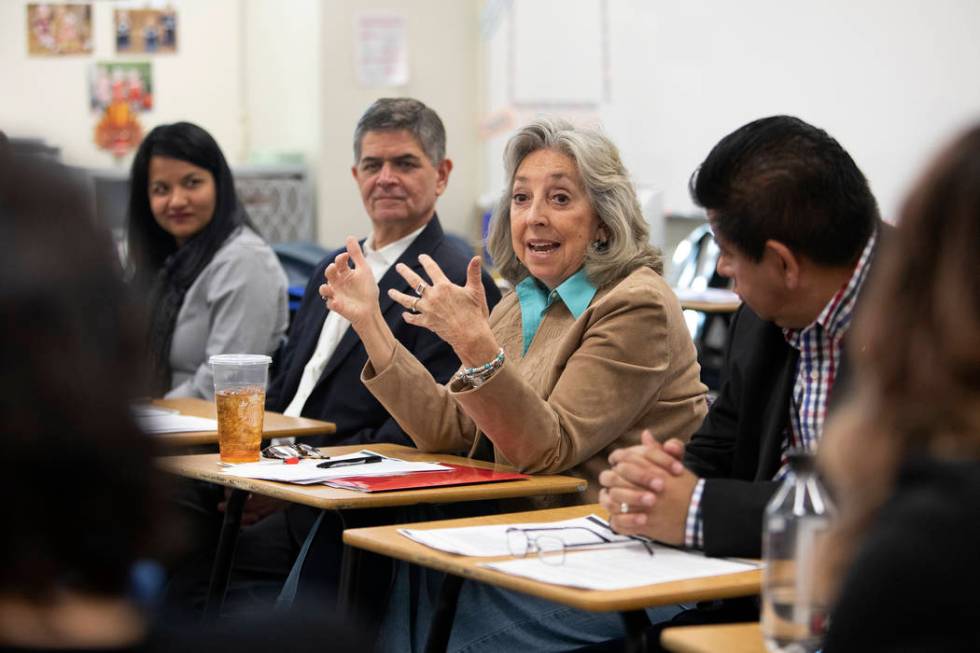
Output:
[{"xmin": 600, "ymin": 115, "xmax": 882, "ymax": 558}]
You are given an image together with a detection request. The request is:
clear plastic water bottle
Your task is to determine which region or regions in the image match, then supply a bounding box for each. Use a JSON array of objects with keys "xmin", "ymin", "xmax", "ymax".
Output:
[{"xmin": 762, "ymin": 450, "xmax": 835, "ymax": 653}]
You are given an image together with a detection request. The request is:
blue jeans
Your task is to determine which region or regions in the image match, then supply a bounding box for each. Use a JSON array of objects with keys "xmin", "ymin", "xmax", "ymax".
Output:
[{"xmin": 376, "ymin": 560, "xmax": 685, "ymax": 653}]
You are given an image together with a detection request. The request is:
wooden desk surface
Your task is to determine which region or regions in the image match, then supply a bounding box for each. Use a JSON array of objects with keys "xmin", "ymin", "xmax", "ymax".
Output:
[
  {"xmin": 158, "ymin": 443, "xmax": 587, "ymax": 510},
  {"xmin": 674, "ymin": 288, "xmax": 741, "ymax": 314},
  {"xmin": 343, "ymin": 504, "xmax": 762, "ymax": 613},
  {"xmin": 679, "ymin": 299, "xmax": 741, "ymax": 314},
  {"xmin": 660, "ymin": 622, "xmax": 764, "ymax": 653},
  {"xmin": 151, "ymin": 397, "xmax": 335, "ymax": 446}
]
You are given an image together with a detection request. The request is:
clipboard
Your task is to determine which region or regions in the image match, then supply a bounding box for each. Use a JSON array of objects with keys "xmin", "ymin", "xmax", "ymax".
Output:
[{"xmin": 325, "ymin": 463, "xmax": 528, "ymax": 493}]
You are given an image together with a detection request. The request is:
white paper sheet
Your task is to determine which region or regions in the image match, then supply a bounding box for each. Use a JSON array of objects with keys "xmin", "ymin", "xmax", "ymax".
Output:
[
  {"xmin": 137, "ymin": 414, "xmax": 219, "ymax": 434},
  {"xmin": 481, "ymin": 545, "xmax": 759, "ymax": 591},
  {"xmin": 399, "ymin": 515, "xmax": 635, "ymax": 557},
  {"xmin": 220, "ymin": 449, "xmax": 450, "ymax": 484}
]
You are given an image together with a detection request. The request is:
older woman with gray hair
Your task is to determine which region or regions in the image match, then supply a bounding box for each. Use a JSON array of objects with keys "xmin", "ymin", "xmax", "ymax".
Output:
[
  {"xmin": 317, "ymin": 117, "xmax": 707, "ymax": 652},
  {"xmin": 323, "ymin": 116, "xmax": 706, "ymax": 495}
]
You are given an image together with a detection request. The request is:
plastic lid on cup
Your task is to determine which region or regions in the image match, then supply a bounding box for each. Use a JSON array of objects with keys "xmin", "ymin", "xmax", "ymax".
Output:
[{"xmin": 208, "ymin": 354, "xmax": 272, "ymax": 367}]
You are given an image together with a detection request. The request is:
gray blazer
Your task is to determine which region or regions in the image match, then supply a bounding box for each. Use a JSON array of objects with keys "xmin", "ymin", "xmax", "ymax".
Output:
[{"xmin": 165, "ymin": 226, "xmax": 288, "ymax": 399}]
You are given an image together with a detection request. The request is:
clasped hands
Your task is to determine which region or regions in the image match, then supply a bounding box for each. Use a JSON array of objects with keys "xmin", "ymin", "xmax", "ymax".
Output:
[
  {"xmin": 598, "ymin": 430, "xmax": 700, "ymax": 546},
  {"xmin": 319, "ymin": 237, "xmax": 494, "ymax": 360}
]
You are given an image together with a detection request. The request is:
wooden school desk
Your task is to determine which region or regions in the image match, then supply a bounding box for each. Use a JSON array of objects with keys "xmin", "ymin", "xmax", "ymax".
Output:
[
  {"xmin": 158, "ymin": 443, "xmax": 587, "ymax": 618},
  {"xmin": 151, "ymin": 397, "xmax": 336, "ymax": 446},
  {"xmin": 679, "ymin": 298, "xmax": 741, "ymax": 313},
  {"xmin": 660, "ymin": 622, "xmax": 764, "ymax": 653},
  {"xmin": 343, "ymin": 504, "xmax": 762, "ymax": 653}
]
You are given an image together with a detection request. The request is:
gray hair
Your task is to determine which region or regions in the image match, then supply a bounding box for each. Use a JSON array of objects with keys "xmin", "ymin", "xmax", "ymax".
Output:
[
  {"xmin": 353, "ymin": 98, "xmax": 446, "ymax": 165},
  {"xmin": 487, "ymin": 116, "xmax": 663, "ymax": 288}
]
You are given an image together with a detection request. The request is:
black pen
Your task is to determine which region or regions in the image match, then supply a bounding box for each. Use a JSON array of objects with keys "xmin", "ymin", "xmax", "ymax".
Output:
[{"xmin": 316, "ymin": 455, "xmax": 384, "ymax": 469}]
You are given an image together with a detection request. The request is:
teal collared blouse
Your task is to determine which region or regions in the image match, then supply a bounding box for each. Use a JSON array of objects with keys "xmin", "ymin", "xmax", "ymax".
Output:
[{"xmin": 515, "ymin": 268, "xmax": 597, "ymax": 354}]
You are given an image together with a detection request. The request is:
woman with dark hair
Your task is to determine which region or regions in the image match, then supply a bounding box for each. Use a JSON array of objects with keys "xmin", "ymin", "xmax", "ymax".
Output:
[
  {"xmin": 818, "ymin": 126, "xmax": 980, "ymax": 652},
  {"xmin": 0, "ymin": 155, "xmax": 164, "ymax": 649},
  {"xmin": 127, "ymin": 121, "xmax": 287, "ymax": 398}
]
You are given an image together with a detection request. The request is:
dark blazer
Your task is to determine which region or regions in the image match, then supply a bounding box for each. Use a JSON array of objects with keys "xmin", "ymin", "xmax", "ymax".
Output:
[
  {"xmin": 684, "ymin": 226, "xmax": 890, "ymax": 557},
  {"xmin": 266, "ymin": 216, "xmax": 502, "ymax": 448},
  {"xmin": 682, "ymin": 306, "xmax": 851, "ymax": 557}
]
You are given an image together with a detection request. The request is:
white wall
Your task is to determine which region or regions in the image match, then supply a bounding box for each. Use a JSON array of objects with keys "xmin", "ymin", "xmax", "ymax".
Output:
[
  {"xmin": 242, "ymin": 0, "xmax": 320, "ymax": 166},
  {"xmin": 0, "ymin": 0, "xmax": 246, "ymax": 169},
  {"xmin": 315, "ymin": 0, "xmax": 482, "ymax": 248},
  {"xmin": 482, "ymin": 0, "xmax": 980, "ymax": 222}
]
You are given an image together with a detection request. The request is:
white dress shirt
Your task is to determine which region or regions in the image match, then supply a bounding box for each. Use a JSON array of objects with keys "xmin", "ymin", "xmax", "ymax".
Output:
[{"xmin": 282, "ymin": 224, "xmax": 427, "ymax": 418}]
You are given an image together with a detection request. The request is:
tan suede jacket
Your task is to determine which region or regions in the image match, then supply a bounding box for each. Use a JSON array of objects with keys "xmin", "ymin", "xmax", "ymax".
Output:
[{"xmin": 362, "ymin": 266, "xmax": 708, "ymax": 502}]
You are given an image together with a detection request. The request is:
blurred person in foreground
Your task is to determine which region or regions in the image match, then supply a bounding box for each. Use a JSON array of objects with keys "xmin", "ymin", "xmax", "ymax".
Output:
[
  {"xmin": 0, "ymin": 148, "xmax": 159, "ymax": 652},
  {"xmin": 819, "ymin": 125, "xmax": 980, "ymax": 652},
  {"xmin": 317, "ymin": 116, "xmax": 707, "ymax": 651},
  {"xmin": 127, "ymin": 121, "xmax": 287, "ymax": 399},
  {"xmin": 0, "ymin": 156, "xmax": 364, "ymax": 653}
]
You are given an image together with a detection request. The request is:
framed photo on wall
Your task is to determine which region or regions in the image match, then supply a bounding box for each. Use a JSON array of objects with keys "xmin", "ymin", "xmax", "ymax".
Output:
[
  {"xmin": 90, "ymin": 61, "xmax": 153, "ymax": 113},
  {"xmin": 114, "ymin": 8, "xmax": 177, "ymax": 54},
  {"xmin": 27, "ymin": 3, "xmax": 93, "ymax": 56}
]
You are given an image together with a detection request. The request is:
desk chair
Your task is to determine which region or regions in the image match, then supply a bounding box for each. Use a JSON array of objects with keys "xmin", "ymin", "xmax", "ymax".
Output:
[{"xmin": 669, "ymin": 224, "xmax": 733, "ymax": 391}]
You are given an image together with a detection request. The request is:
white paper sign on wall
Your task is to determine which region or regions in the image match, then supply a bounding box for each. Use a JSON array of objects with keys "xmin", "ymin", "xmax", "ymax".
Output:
[{"xmin": 355, "ymin": 12, "xmax": 408, "ymax": 87}]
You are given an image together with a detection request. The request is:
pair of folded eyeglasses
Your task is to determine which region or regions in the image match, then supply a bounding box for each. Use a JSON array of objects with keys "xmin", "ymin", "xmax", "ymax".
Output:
[
  {"xmin": 260, "ymin": 443, "xmax": 327, "ymax": 460},
  {"xmin": 506, "ymin": 525, "xmax": 654, "ymax": 566}
]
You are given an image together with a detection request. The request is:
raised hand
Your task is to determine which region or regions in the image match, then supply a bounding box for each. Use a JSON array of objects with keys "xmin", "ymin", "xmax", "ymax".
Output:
[
  {"xmin": 319, "ymin": 237, "xmax": 381, "ymax": 329},
  {"xmin": 388, "ymin": 255, "xmax": 499, "ymax": 366}
]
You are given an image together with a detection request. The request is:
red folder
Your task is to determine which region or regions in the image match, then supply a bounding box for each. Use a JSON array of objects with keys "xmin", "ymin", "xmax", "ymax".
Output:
[{"xmin": 325, "ymin": 463, "xmax": 528, "ymax": 492}]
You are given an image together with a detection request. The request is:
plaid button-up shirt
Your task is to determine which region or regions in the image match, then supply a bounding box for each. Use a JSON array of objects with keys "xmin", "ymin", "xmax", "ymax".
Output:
[{"xmin": 684, "ymin": 231, "xmax": 878, "ymax": 549}]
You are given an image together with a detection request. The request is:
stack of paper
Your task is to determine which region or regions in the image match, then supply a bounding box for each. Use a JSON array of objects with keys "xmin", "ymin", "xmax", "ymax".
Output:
[
  {"xmin": 400, "ymin": 513, "xmax": 760, "ymax": 591},
  {"xmin": 220, "ymin": 449, "xmax": 450, "ymax": 485},
  {"xmin": 482, "ymin": 545, "xmax": 759, "ymax": 591},
  {"xmin": 400, "ymin": 515, "xmax": 631, "ymax": 557},
  {"xmin": 136, "ymin": 413, "xmax": 219, "ymax": 434}
]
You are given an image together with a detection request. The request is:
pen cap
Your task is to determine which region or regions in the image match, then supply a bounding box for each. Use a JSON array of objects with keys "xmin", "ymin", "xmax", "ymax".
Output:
[{"xmin": 209, "ymin": 354, "xmax": 272, "ymax": 392}]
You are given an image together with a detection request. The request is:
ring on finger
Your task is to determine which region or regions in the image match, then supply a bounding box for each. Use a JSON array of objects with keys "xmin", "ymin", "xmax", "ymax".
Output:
[
  {"xmin": 411, "ymin": 297, "xmax": 422, "ymax": 314},
  {"xmin": 620, "ymin": 501, "xmax": 630, "ymax": 515},
  {"xmin": 415, "ymin": 282, "xmax": 427, "ymax": 297}
]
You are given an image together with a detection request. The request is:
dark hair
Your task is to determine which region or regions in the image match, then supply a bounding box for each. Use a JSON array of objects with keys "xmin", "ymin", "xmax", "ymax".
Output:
[
  {"xmin": 127, "ymin": 121, "xmax": 250, "ymax": 282},
  {"xmin": 352, "ymin": 98, "xmax": 446, "ymax": 165},
  {"xmin": 0, "ymin": 157, "xmax": 164, "ymax": 600},
  {"xmin": 126, "ymin": 122, "xmax": 253, "ymax": 392},
  {"xmin": 690, "ymin": 115, "xmax": 879, "ymax": 266}
]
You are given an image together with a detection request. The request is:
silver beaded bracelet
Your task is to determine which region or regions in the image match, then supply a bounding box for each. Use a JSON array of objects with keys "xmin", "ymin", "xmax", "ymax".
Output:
[{"xmin": 453, "ymin": 348, "xmax": 505, "ymax": 387}]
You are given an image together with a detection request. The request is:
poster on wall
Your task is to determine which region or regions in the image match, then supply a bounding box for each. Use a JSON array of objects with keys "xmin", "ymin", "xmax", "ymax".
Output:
[
  {"xmin": 91, "ymin": 61, "xmax": 150, "ymax": 158},
  {"xmin": 90, "ymin": 62, "xmax": 153, "ymax": 113},
  {"xmin": 355, "ymin": 12, "xmax": 409, "ymax": 87},
  {"xmin": 114, "ymin": 8, "xmax": 177, "ymax": 54},
  {"xmin": 26, "ymin": 3, "xmax": 93, "ymax": 56}
]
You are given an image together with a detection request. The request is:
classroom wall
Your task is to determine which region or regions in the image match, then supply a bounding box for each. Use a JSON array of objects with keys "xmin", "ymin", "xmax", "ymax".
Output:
[
  {"xmin": 481, "ymin": 0, "xmax": 980, "ymax": 224},
  {"xmin": 242, "ymin": 0, "xmax": 321, "ymax": 167},
  {"xmin": 315, "ymin": 0, "xmax": 482, "ymax": 248},
  {"xmin": 0, "ymin": 1, "xmax": 247, "ymax": 169},
  {"xmin": 7, "ymin": 1, "xmax": 978, "ymax": 250}
]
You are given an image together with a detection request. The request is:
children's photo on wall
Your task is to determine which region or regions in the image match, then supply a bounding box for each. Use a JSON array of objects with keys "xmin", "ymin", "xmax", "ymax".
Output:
[
  {"xmin": 90, "ymin": 62, "xmax": 153, "ymax": 113},
  {"xmin": 114, "ymin": 8, "xmax": 177, "ymax": 54},
  {"xmin": 27, "ymin": 3, "xmax": 93, "ymax": 56},
  {"xmin": 91, "ymin": 62, "xmax": 151, "ymax": 158}
]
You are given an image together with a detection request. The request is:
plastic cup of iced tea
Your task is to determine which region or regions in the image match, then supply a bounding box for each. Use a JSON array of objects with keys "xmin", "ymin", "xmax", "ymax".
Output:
[{"xmin": 209, "ymin": 354, "xmax": 271, "ymax": 463}]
